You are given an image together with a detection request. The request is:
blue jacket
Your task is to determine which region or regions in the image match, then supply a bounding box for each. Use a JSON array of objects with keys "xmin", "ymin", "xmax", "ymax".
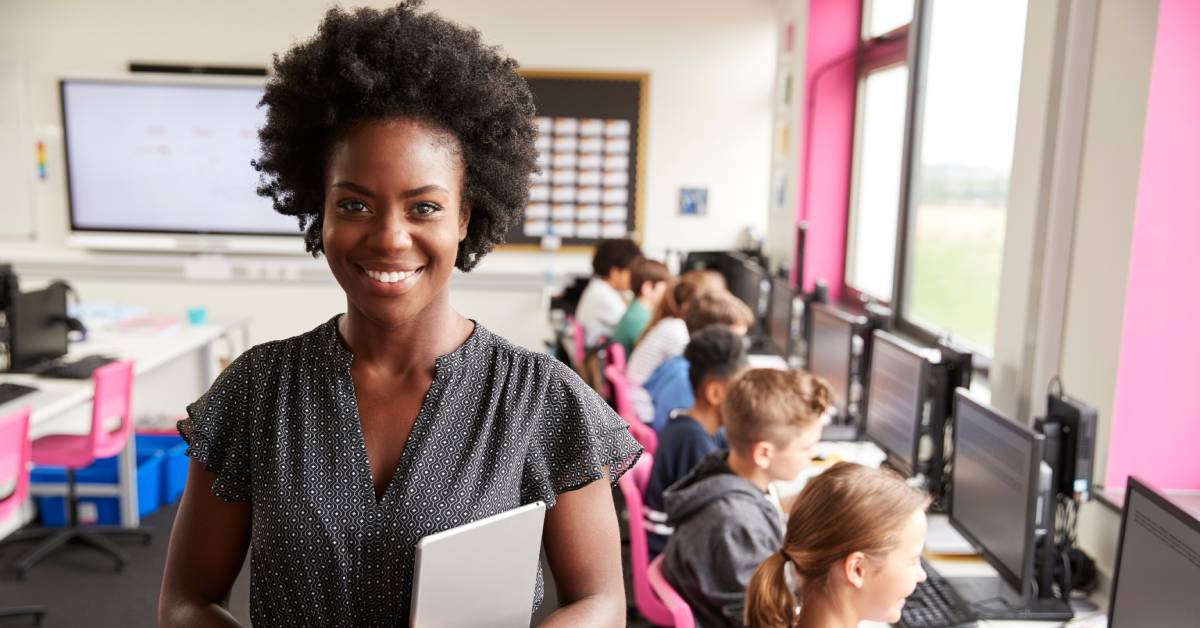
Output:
[{"xmin": 642, "ymin": 356, "xmax": 693, "ymax": 434}]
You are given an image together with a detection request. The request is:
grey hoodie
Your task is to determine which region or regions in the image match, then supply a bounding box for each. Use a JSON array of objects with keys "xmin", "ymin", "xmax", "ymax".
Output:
[{"xmin": 660, "ymin": 450, "xmax": 785, "ymax": 628}]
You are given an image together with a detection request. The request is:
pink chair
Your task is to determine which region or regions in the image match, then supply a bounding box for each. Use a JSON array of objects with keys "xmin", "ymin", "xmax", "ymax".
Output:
[
  {"xmin": 607, "ymin": 342, "xmax": 628, "ymax": 374},
  {"xmin": 568, "ymin": 316, "xmax": 587, "ymax": 372},
  {"xmin": 604, "ymin": 363, "xmax": 658, "ymax": 455},
  {"xmin": 649, "ymin": 555, "xmax": 696, "ymax": 628},
  {"xmin": 0, "ymin": 407, "xmax": 48, "ymax": 624},
  {"xmin": 619, "ymin": 451, "xmax": 696, "ymax": 628},
  {"xmin": 8, "ymin": 361, "xmax": 152, "ymax": 578}
]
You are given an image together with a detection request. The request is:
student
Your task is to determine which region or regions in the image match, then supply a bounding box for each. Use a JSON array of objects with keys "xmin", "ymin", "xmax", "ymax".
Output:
[
  {"xmin": 641, "ymin": 290, "xmax": 754, "ymax": 431},
  {"xmin": 744, "ymin": 463, "xmax": 930, "ymax": 628},
  {"xmin": 574, "ymin": 238, "xmax": 643, "ymax": 344},
  {"xmin": 612, "ymin": 258, "xmax": 672, "ymax": 355},
  {"xmin": 626, "ymin": 269, "xmax": 725, "ymax": 388},
  {"xmin": 159, "ymin": 5, "xmax": 640, "ymax": 626},
  {"xmin": 643, "ymin": 325, "xmax": 747, "ymax": 557},
  {"xmin": 661, "ymin": 369, "xmax": 832, "ymax": 628}
]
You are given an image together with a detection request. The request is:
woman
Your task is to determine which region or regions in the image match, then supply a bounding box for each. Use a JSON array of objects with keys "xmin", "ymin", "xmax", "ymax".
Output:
[
  {"xmin": 158, "ymin": 4, "xmax": 641, "ymax": 626},
  {"xmin": 744, "ymin": 463, "xmax": 930, "ymax": 628}
]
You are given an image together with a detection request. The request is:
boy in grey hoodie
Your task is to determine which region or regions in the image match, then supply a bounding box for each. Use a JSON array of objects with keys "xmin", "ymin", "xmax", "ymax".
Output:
[{"xmin": 661, "ymin": 369, "xmax": 832, "ymax": 627}]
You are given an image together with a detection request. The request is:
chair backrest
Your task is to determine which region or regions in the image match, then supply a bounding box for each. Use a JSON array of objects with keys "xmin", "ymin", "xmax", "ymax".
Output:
[
  {"xmin": 629, "ymin": 448, "xmax": 653, "ymax": 495},
  {"xmin": 618, "ymin": 453, "xmax": 675, "ymax": 626},
  {"xmin": 648, "ymin": 554, "xmax": 697, "ymax": 628},
  {"xmin": 91, "ymin": 360, "xmax": 135, "ymax": 460},
  {"xmin": 604, "ymin": 364, "xmax": 658, "ymax": 455},
  {"xmin": 607, "ymin": 342, "xmax": 627, "ymax": 374},
  {"xmin": 569, "ymin": 317, "xmax": 587, "ymax": 371},
  {"xmin": 0, "ymin": 406, "xmax": 32, "ymax": 525}
]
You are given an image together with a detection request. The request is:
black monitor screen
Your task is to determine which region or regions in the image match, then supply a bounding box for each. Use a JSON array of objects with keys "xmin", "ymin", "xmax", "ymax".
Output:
[
  {"xmin": 808, "ymin": 304, "xmax": 853, "ymax": 412},
  {"xmin": 726, "ymin": 256, "xmax": 767, "ymax": 322},
  {"xmin": 1109, "ymin": 477, "xmax": 1200, "ymax": 627},
  {"xmin": 950, "ymin": 390, "xmax": 1042, "ymax": 593},
  {"xmin": 767, "ymin": 276, "xmax": 793, "ymax": 354},
  {"xmin": 864, "ymin": 331, "xmax": 927, "ymax": 474},
  {"xmin": 10, "ymin": 285, "xmax": 69, "ymax": 369}
]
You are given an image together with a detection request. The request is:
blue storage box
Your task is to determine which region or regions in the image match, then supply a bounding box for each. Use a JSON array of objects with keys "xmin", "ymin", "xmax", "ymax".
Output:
[
  {"xmin": 136, "ymin": 433, "xmax": 190, "ymax": 505},
  {"xmin": 31, "ymin": 449, "xmax": 164, "ymax": 527}
]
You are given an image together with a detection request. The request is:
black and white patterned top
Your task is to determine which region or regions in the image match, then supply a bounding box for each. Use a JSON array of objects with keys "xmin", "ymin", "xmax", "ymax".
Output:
[{"xmin": 178, "ymin": 316, "xmax": 642, "ymax": 627}]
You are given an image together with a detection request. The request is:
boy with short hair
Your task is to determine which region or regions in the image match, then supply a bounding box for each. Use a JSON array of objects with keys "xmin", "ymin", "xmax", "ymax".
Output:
[
  {"xmin": 661, "ymin": 368, "xmax": 833, "ymax": 628},
  {"xmin": 574, "ymin": 238, "xmax": 642, "ymax": 344},
  {"xmin": 643, "ymin": 325, "xmax": 748, "ymax": 557}
]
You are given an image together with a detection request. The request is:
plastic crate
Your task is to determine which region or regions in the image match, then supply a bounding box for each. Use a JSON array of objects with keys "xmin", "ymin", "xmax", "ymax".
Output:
[
  {"xmin": 31, "ymin": 449, "xmax": 164, "ymax": 527},
  {"xmin": 135, "ymin": 433, "xmax": 190, "ymax": 505}
]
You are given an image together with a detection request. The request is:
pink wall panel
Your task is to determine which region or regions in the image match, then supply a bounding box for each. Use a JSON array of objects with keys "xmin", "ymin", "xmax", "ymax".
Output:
[
  {"xmin": 797, "ymin": 0, "xmax": 861, "ymax": 300},
  {"xmin": 1105, "ymin": 0, "xmax": 1200, "ymax": 490}
]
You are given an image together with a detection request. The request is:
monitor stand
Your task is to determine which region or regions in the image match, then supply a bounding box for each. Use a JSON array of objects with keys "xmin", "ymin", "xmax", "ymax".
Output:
[{"xmin": 945, "ymin": 574, "xmax": 1073, "ymax": 622}]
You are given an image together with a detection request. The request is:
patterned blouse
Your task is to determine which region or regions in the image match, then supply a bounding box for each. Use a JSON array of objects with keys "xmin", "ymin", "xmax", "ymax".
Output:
[{"xmin": 178, "ymin": 316, "xmax": 642, "ymax": 627}]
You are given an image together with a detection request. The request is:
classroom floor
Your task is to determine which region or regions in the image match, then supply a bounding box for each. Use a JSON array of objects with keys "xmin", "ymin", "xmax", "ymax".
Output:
[{"xmin": 0, "ymin": 495, "xmax": 653, "ymax": 627}]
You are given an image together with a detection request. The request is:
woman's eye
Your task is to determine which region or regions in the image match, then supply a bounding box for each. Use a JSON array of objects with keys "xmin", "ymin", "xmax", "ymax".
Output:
[
  {"xmin": 412, "ymin": 202, "xmax": 442, "ymax": 216},
  {"xmin": 338, "ymin": 200, "xmax": 369, "ymax": 214}
]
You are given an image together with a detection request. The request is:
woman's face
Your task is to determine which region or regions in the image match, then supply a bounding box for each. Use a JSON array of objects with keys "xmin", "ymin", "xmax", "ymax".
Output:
[
  {"xmin": 857, "ymin": 508, "xmax": 928, "ymax": 623},
  {"xmin": 322, "ymin": 118, "xmax": 468, "ymax": 328}
]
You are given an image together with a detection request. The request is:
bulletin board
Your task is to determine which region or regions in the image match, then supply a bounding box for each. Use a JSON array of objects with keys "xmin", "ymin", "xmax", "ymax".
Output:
[{"xmin": 504, "ymin": 70, "xmax": 648, "ymax": 250}]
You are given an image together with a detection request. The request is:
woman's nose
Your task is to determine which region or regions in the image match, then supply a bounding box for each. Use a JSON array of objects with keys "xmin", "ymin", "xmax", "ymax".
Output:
[{"xmin": 373, "ymin": 209, "xmax": 414, "ymax": 252}]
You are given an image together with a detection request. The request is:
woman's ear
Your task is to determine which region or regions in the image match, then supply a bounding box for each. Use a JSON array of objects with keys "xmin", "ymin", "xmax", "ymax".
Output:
[
  {"xmin": 458, "ymin": 203, "xmax": 471, "ymax": 241},
  {"xmin": 843, "ymin": 552, "xmax": 868, "ymax": 589}
]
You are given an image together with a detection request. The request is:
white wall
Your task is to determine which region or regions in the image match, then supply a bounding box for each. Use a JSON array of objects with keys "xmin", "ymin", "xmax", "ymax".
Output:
[{"xmin": 0, "ymin": 0, "xmax": 779, "ymax": 346}]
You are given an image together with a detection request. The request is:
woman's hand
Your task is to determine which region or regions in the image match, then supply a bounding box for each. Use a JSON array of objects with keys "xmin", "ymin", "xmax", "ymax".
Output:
[
  {"xmin": 158, "ymin": 460, "xmax": 251, "ymax": 627},
  {"xmin": 538, "ymin": 472, "xmax": 627, "ymax": 627}
]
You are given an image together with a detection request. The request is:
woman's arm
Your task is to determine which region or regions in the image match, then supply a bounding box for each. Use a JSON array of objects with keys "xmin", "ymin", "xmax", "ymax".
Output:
[
  {"xmin": 538, "ymin": 473, "xmax": 627, "ymax": 627},
  {"xmin": 158, "ymin": 460, "xmax": 252, "ymax": 627}
]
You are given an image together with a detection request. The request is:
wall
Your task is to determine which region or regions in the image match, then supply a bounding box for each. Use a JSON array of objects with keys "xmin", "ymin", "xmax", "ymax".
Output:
[
  {"xmin": 1104, "ymin": 0, "xmax": 1200, "ymax": 493},
  {"xmin": 1059, "ymin": 0, "xmax": 1159, "ymax": 579},
  {"xmin": 0, "ymin": 0, "xmax": 779, "ymax": 346}
]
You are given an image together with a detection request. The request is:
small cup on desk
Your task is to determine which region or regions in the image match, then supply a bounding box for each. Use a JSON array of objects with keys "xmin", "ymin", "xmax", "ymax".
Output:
[{"xmin": 187, "ymin": 307, "xmax": 208, "ymax": 326}]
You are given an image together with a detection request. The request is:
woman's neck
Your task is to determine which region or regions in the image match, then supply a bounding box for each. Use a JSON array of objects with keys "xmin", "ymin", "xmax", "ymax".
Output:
[
  {"xmin": 794, "ymin": 589, "xmax": 860, "ymax": 628},
  {"xmin": 339, "ymin": 294, "xmax": 472, "ymax": 376}
]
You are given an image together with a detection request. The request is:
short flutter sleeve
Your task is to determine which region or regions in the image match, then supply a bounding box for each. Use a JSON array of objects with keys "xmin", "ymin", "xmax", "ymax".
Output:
[
  {"xmin": 177, "ymin": 348, "xmax": 260, "ymax": 502},
  {"xmin": 523, "ymin": 359, "xmax": 644, "ymax": 508}
]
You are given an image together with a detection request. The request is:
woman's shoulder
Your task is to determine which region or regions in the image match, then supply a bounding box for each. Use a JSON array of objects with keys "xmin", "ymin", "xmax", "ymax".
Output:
[
  {"xmin": 472, "ymin": 323, "xmax": 574, "ymax": 385},
  {"xmin": 225, "ymin": 316, "xmax": 341, "ymax": 372}
]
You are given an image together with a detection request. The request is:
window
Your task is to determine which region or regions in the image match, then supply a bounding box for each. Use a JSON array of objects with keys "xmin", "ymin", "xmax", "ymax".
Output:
[
  {"xmin": 901, "ymin": 0, "xmax": 1028, "ymax": 353},
  {"xmin": 863, "ymin": 0, "xmax": 913, "ymax": 38},
  {"xmin": 845, "ymin": 65, "xmax": 909, "ymax": 302}
]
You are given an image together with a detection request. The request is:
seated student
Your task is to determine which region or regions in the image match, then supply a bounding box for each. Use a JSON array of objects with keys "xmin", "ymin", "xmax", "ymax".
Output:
[
  {"xmin": 612, "ymin": 258, "xmax": 672, "ymax": 355},
  {"xmin": 626, "ymin": 269, "xmax": 725, "ymax": 387},
  {"xmin": 643, "ymin": 325, "xmax": 748, "ymax": 558},
  {"xmin": 661, "ymin": 369, "xmax": 832, "ymax": 628},
  {"xmin": 744, "ymin": 463, "xmax": 930, "ymax": 628},
  {"xmin": 642, "ymin": 291, "xmax": 754, "ymax": 432},
  {"xmin": 574, "ymin": 238, "xmax": 642, "ymax": 344}
]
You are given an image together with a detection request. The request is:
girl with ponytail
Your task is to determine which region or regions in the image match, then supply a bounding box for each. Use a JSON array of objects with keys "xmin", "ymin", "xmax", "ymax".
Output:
[{"xmin": 744, "ymin": 463, "xmax": 931, "ymax": 628}]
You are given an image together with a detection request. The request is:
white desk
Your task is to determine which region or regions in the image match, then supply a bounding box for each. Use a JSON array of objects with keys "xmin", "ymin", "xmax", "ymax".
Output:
[{"xmin": 0, "ymin": 318, "xmax": 249, "ymax": 536}]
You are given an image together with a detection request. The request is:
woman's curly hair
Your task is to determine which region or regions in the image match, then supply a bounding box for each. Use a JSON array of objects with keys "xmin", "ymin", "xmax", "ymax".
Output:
[{"xmin": 253, "ymin": 1, "xmax": 538, "ymax": 271}]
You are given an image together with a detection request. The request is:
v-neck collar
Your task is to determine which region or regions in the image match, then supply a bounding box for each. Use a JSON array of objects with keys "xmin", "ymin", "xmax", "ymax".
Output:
[{"xmin": 322, "ymin": 315, "xmax": 487, "ymax": 506}]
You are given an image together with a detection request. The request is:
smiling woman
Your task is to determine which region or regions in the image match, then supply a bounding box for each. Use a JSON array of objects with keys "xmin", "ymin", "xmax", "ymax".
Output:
[{"xmin": 156, "ymin": 3, "xmax": 642, "ymax": 627}]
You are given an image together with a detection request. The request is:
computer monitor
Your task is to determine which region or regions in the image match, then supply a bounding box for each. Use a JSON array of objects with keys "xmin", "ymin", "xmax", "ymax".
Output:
[
  {"xmin": 767, "ymin": 275, "xmax": 794, "ymax": 356},
  {"xmin": 807, "ymin": 303, "xmax": 856, "ymax": 414},
  {"xmin": 725, "ymin": 254, "xmax": 769, "ymax": 325},
  {"xmin": 1109, "ymin": 476, "xmax": 1200, "ymax": 627},
  {"xmin": 8, "ymin": 284, "xmax": 70, "ymax": 371},
  {"xmin": 1040, "ymin": 393, "xmax": 1097, "ymax": 501},
  {"xmin": 949, "ymin": 390, "xmax": 1045, "ymax": 598},
  {"xmin": 863, "ymin": 330, "xmax": 929, "ymax": 476}
]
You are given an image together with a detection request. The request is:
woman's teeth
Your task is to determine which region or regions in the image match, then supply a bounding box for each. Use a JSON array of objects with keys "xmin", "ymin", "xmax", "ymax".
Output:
[{"xmin": 364, "ymin": 268, "xmax": 418, "ymax": 283}]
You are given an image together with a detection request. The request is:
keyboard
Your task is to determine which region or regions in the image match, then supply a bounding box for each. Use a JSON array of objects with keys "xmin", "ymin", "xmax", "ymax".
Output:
[
  {"xmin": 31, "ymin": 355, "xmax": 117, "ymax": 380},
  {"xmin": 0, "ymin": 382, "xmax": 39, "ymax": 405},
  {"xmin": 898, "ymin": 559, "xmax": 978, "ymax": 628}
]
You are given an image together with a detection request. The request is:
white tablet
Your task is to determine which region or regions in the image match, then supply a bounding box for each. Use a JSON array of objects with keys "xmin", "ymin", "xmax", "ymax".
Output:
[{"xmin": 410, "ymin": 501, "xmax": 548, "ymax": 628}]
